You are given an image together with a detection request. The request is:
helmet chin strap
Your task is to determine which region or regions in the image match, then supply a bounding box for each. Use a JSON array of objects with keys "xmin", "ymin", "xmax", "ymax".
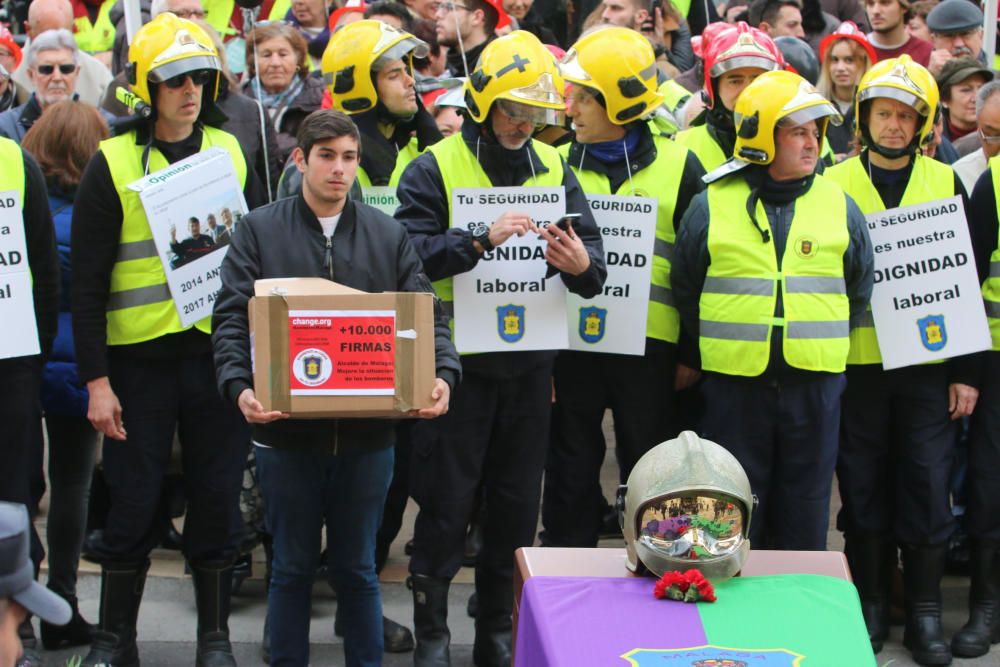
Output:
[{"xmin": 861, "ymin": 125, "xmax": 919, "ymax": 161}]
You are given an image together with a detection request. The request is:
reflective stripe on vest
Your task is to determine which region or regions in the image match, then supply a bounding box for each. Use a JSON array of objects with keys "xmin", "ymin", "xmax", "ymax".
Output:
[
  {"xmin": 699, "ymin": 174, "xmax": 850, "ymax": 376},
  {"xmin": 825, "ymin": 154, "xmax": 955, "ymax": 364},
  {"xmin": 100, "ymin": 127, "xmax": 247, "ymax": 346},
  {"xmin": 560, "ymin": 134, "xmax": 687, "ymax": 343},
  {"xmin": 425, "ymin": 133, "xmax": 564, "ymax": 325},
  {"xmin": 982, "ymin": 158, "xmax": 1000, "ymax": 349},
  {"xmin": 73, "ymin": 0, "xmax": 115, "ymax": 53},
  {"xmin": 675, "ymin": 124, "xmax": 727, "ymax": 172}
]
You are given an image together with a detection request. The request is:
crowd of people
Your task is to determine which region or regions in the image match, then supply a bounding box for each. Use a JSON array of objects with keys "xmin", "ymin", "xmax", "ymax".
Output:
[{"xmin": 2, "ymin": 0, "xmax": 1000, "ymax": 665}]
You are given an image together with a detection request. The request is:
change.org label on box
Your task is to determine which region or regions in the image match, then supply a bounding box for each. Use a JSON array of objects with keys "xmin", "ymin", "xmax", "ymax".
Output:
[
  {"xmin": 866, "ymin": 196, "xmax": 990, "ymax": 369},
  {"xmin": 288, "ymin": 309, "xmax": 396, "ymax": 396}
]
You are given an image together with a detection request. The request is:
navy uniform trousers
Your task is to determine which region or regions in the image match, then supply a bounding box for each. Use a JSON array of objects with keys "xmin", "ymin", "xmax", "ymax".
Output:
[
  {"xmin": 86, "ymin": 352, "xmax": 248, "ymax": 563},
  {"xmin": 700, "ymin": 371, "xmax": 846, "ymax": 550},
  {"xmin": 541, "ymin": 340, "xmax": 678, "ymax": 547},
  {"xmin": 837, "ymin": 363, "xmax": 957, "ymax": 546}
]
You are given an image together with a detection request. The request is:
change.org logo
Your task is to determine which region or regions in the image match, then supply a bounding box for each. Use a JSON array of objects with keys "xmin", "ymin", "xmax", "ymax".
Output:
[{"xmin": 622, "ymin": 645, "xmax": 803, "ymax": 666}]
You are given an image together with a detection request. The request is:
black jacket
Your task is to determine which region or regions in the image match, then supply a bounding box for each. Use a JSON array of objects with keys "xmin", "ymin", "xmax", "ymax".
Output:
[
  {"xmin": 212, "ymin": 194, "xmax": 462, "ymax": 453},
  {"xmin": 395, "ymin": 119, "xmax": 607, "ymax": 378}
]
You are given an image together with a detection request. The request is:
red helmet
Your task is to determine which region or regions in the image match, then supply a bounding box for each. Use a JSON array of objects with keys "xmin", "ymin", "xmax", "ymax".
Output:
[
  {"xmin": 692, "ymin": 21, "xmax": 735, "ymax": 60},
  {"xmin": 702, "ymin": 22, "xmax": 783, "ymax": 108},
  {"xmin": 819, "ymin": 21, "xmax": 878, "ymax": 66}
]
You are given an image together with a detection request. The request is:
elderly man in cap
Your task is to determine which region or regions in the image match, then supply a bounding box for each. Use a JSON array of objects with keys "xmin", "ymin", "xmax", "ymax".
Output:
[
  {"xmin": 927, "ymin": 0, "xmax": 986, "ymax": 75},
  {"xmin": 936, "ymin": 56, "xmax": 994, "ymax": 142},
  {"xmin": 0, "ymin": 503, "xmax": 70, "ymax": 667}
]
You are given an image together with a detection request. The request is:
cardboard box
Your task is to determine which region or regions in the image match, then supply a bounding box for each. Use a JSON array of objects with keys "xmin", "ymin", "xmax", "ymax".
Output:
[{"xmin": 250, "ymin": 277, "xmax": 435, "ymax": 418}]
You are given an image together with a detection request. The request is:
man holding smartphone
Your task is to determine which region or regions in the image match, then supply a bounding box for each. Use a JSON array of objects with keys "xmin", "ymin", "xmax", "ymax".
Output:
[{"xmin": 395, "ymin": 31, "xmax": 606, "ymax": 667}]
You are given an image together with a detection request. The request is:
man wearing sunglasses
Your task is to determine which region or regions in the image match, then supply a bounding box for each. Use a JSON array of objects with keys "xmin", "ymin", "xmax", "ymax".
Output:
[
  {"xmin": 0, "ymin": 29, "xmax": 111, "ymax": 142},
  {"xmin": 396, "ymin": 31, "xmax": 605, "ymax": 667},
  {"xmin": 70, "ymin": 13, "xmax": 265, "ymax": 667}
]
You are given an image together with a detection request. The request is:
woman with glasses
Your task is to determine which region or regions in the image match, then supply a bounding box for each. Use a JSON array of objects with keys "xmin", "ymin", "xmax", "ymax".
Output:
[
  {"xmin": 243, "ymin": 22, "xmax": 325, "ymax": 165},
  {"xmin": 816, "ymin": 21, "xmax": 876, "ymax": 161}
]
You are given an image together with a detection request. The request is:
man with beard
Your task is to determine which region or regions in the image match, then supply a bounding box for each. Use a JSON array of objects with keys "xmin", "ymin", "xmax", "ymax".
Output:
[
  {"xmin": 864, "ymin": 0, "xmax": 932, "ymax": 65},
  {"xmin": 322, "ymin": 20, "xmax": 443, "ymax": 189},
  {"xmin": 926, "ymin": 0, "xmax": 986, "ymax": 76},
  {"xmin": 675, "ymin": 22, "xmax": 784, "ymax": 172}
]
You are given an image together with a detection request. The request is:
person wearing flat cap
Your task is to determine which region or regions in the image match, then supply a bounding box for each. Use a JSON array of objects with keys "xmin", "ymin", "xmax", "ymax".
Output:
[
  {"xmin": 927, "ymin": 0, "xmax": 987, "ymax": 75},
  {"xmin": 937, "ymin": 56, "xmax": 995, "ymax": 142},
  {"xmin": 0, "ymin": 502, "xmax": 70, "ymax": 667}
]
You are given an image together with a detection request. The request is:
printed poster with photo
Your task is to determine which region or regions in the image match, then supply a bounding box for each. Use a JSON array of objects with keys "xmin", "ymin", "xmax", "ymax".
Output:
[{"xmin": 129, "ymin": 147, "xmax": 248, "ymax": 327}]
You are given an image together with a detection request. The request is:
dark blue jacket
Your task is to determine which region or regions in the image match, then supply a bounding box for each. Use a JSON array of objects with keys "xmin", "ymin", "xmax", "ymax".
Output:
[{"xmin": 41, "ymin": 189, "xmax": 88, "ymax": 417}]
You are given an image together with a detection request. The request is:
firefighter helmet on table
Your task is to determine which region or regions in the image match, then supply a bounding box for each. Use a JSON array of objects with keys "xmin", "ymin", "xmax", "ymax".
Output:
[
  {"xmin": 321, "ymin": 20, "xmax": 429, "ymax": 115},
  {"xmin": 732, "ymin": 69, "xmax": 842, "ymax": 165},
  {"xmin": 621, "ymin": 431, "xmax": 754, "ymax": 583},
  {"xmin": 559, "ymin": 26, "xmax": 663, "ymax": 125},
  {"xmin": 855, "ymin": 54, "xmax": 938, "ymax": 155},
  {"xmin": 463, "ymin": 30, "xmax": 565, "ymax": 126},
  {"xmin": 125, "ymin": 12, "xmax": 222, "ymax": 106}
]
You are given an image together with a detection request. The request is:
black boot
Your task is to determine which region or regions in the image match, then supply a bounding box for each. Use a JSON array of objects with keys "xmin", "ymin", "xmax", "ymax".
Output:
[
  {"xmin": 901, "ymin": 544, "xmax": 952, "ymax": 666},
  {"xmin": 336, "ymin": 613, "xmax": 414, "ymax": 653},
  {"xmin": 845, "ymin": 534, "xmax": 893, "ymax": 653},
  {"xmin": 473, "ymin": 570, "xmax": 512, "ymax": 667},
  {"xmin": 952, "ymin": 541, "xmax": 1000, "ymax": 657},
  {"xmin": 82, "ymin": 560, "xmax": 149, "ymax": 667},
  {"xmin": 40, "ymin": 593, "xmax": 94, "ymax": 649},
  {"xmin": 190, "ymin": 561, "xmax": 237, "ymax": 667},
  {"xmin": 411, "ymin": 574, "xmax": 451, "ymax": 666}
]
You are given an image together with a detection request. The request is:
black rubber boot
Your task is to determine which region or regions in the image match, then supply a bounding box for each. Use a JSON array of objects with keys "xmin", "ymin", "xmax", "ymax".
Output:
[
  {"xmin": 845, "ymin": 534, "xmax": 893, "ymax": 653},
  {"xmin": 40, "ymin": 593, "xmax": 94, "ymax": 649},
  {"xmin": 412, "ymin": 574, "xmax": 451, "ymax": 666},
  {"xmin": 901, "ymin": 544, "xmax": 952, "ymax": 666},
  {"xmin": 473, "ymin": 571, "xmax": 512, "ymax": 667},
  {"xmin": 190, "ymin": 560, "xmax": 237, "ymax": 667},
  {"xmin": 81, "ymin": 560, "xmax": 149, "ymax": 667},
  {"xmin": 952, "ymin": 541, "xmax": 1000, "ymax": 657}
]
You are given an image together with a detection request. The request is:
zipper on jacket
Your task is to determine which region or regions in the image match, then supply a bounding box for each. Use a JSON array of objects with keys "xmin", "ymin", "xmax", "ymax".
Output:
[{"xmin": 325, "ymin": 235, "xmax": 334, "ymax": 281}]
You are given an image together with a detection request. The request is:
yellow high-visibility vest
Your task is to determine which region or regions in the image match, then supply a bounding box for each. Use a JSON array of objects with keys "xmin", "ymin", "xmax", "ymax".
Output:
[
  {"xmin": 99, "ymin": 127, "xmax": 247, "ymax": 345},
  {"xmin": 699, "ymin": 174, "xmax": 851, "ymax": 376}
]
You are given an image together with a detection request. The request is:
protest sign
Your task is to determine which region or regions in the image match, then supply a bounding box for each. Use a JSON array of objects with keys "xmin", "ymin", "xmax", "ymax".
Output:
[
  {"xmin": 0, "ymin": 190, "xmax": 39, "ymax": 359},
  {"xmin": 865, "ymin": 196, "xmax": 990, "ymax": 369},
  {"xmin": 130, "ymin": 147, "xmax": 247, "ymax": 327},
  {"xmin": 567, "ymin": 194, "xmax": 656, "ymax": 354}
]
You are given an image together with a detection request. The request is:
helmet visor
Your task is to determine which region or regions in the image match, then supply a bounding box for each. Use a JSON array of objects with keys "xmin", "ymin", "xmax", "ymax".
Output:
[
  {"xmin": 710, "ymin": 55, "xmax": 778, "ymax": 79},
  {"xmin": 777, "ymin": 101, "xmax": 844, "ymax": 128},
  {"xmin": 496, "ymin": 97, "xmax": 564, "ymax": 126},
  {"xmin": 858, "ymin": 84, "xmax": 930, "ymax": 117},
  {"xmin": 147, "ymin": 55, "xmax": 221, "ymax": 83},
  {"xmin": 637, "ymin": 493, "xmax": 746, "ymax": 561},
  {"xmin": 375, "ymin": 36, "xmax": 430, "ymax": 70}
]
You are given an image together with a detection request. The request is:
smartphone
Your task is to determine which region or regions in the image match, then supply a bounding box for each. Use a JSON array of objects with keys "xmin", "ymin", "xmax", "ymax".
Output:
[{"xmin": 554, "ymin": 213, "xmax": 582, "ymax": 232}]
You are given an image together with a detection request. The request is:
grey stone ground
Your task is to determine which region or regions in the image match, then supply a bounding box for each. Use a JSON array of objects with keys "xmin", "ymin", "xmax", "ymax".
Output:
[{"xmin": 28, "ymin": 412, "xmax": 1000, "ymax": 666}]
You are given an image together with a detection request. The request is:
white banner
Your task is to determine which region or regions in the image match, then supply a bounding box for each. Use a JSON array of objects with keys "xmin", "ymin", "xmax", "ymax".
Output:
[
  {"xmin": 566, "ymin": 195, "xmax": 656, "ymax": 354},
  {"xmin": 361, "ymin": 186, "xmax": 399, "ymax": 217},
  {"xmin": 0, "ymin": 190, "xmax": 40, "ymax": 359},
  {"xmin": 131, "ymin": 147, "xmax": 248, "ymax": 327},
  {"xmin": 452, "ymin": 187, "xmax": 568, "ymax": 353},
  {"xmin": 865, "ymin": 196, "xmax": 990, "ymax": 369}
]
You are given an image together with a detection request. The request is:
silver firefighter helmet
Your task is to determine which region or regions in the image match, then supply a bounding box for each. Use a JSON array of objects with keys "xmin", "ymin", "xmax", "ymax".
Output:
[{"xmin": 620, "ymin": 431, "xmax": 753, "ymax": 583}]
